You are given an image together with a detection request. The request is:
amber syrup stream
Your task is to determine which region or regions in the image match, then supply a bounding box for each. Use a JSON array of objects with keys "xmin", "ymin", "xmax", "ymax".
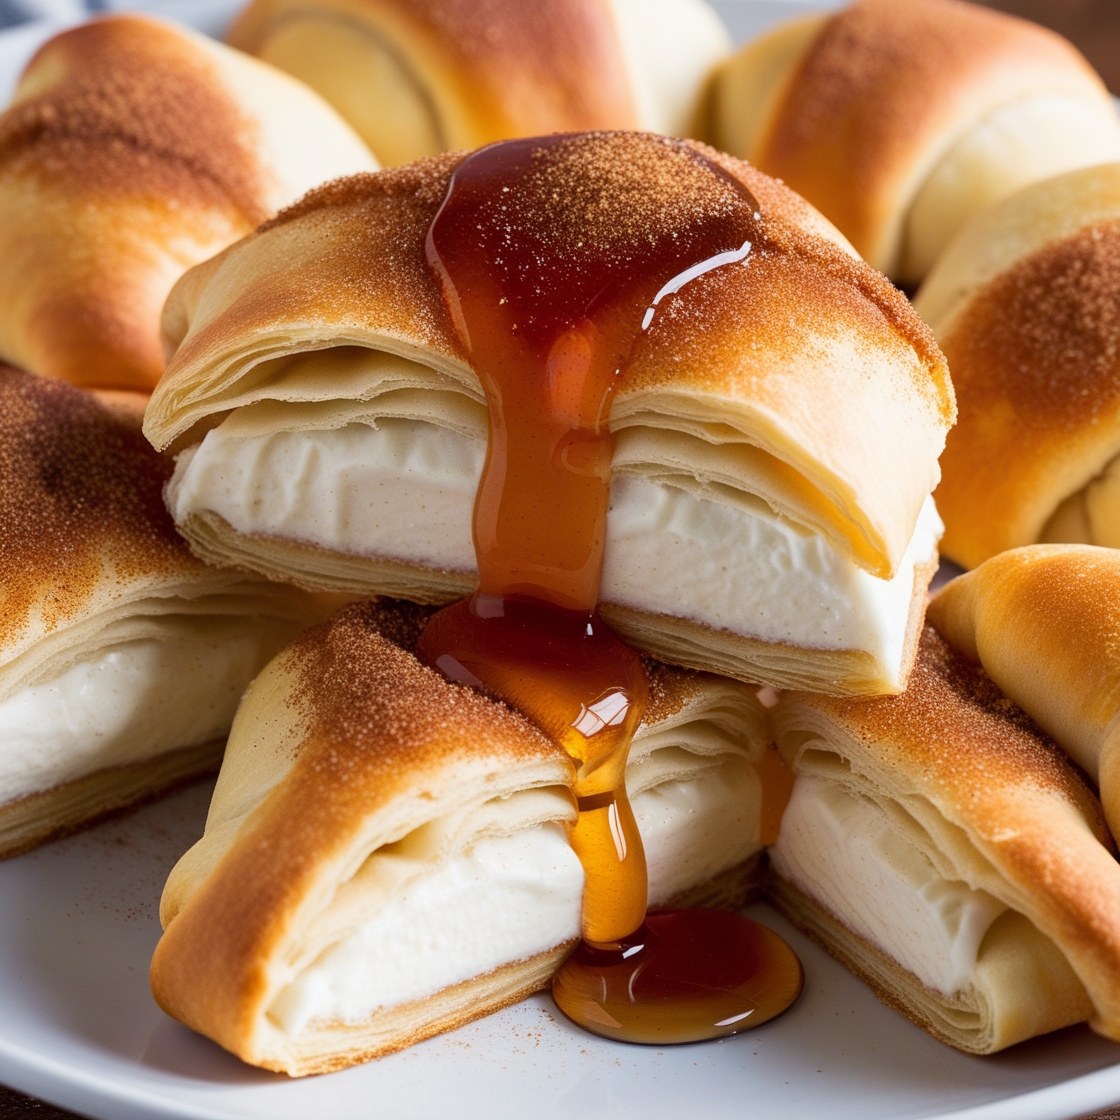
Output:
[{"xmin": 417, "ymin": 133, "xmax": 802, "ymax": 1043}]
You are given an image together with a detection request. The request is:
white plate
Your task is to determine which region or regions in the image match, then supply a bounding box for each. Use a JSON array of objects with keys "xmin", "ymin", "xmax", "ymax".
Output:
[
  {"xmin": 3, "ymin": 3, "xmax": 1120, "ymax": 1117},
  {"xmin": 0, "ymin": 781, "xmax": 1119, "ymax": 1120}
]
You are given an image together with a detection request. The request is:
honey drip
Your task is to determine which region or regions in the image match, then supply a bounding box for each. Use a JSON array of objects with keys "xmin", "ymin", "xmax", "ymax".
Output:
[{"xmin": 417, "ymin": 133, "xmax": 802, "ymax": 1043}]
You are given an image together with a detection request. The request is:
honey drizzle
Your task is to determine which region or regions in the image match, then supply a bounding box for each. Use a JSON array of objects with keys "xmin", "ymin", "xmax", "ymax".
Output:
[{"xmin": 417, "ymin": 132, "xmax": 802, "ymax": 1041}]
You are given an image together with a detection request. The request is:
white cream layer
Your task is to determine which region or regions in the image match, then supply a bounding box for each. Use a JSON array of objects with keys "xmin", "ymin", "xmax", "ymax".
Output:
[
  {"xmin": 0, "ymin": 625, "xmax": 277, "ymax": 804},
  {"xmin": 267, "ymin": 824, "xmax": 585, "ymax": 1036},
  {"xmin": 267, "ymin": 756, "xmax": 760, "ymax": 1037},
  {"xmin": 169, "ymin": 418, "xmax": 941, "ymax": 678},
  {"xmin": 771, "ymin": 775, "xmax": 1006, "ymax": 996},
  {"xmin": 635, "ymin": 758, "xmax": 761, "ymax": 906}
]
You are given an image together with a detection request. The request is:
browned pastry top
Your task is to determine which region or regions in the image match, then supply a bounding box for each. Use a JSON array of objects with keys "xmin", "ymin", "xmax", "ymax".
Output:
[
  {"xmin": 812, "ymin": 627, "xmax": 1108, "ymax": 840},
  {"xmin": 0, "ymin": 364, "xmax": 193, "ymax": 647},
  {"xmin": 312, "ymin": 596, "xmax": 714, "ymax": 732},
  {"xmin": 252, "ymin": 136, "xmax": 948, "ymax": 421},
  {"xmin": 758, "ymin": 0, "xmax": 1106, "ymax": 269},
  {"xmin": 934, "ymin": 220, "xmax": 1120, "ymax": 564},
  {"xmin": 2, "ymin": 15, "xmax": 266, "ymax": 220},
  {"xmin": 927, "ymin": 545, "xmax": 1120, "ymax": 755},
  {"xmin": 382, "ymin": 0, "xmax": 635, "ymax": 125},
  {"xmin": 287, "ymin": 601, "xmax": 561, "ymax": 788},
  {"xmin": 944, "ymin": 221, "xmax": 1120, "ymax": 436}
]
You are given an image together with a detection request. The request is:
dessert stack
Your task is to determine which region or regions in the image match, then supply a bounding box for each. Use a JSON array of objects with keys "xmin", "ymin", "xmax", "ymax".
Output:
[{"xmin": 2, "ymin": 0, "xmax": 1120, "ymax": 1082}]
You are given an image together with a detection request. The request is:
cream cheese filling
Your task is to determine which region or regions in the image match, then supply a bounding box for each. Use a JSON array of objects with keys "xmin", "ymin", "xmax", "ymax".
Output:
[
  {"xmin": 267, "ymin": 824, "xmax": 584, "ymax": 1037},
  {"xmin": 0, "ymin": 619, "xmax": 286, "ymax": 805},
  {"xmin": 168, "ymin": 417, "xmax": 941, "ymax": 673},
  {"xmin": 634, "ymin": 756, "xmax": 761, "ymax": 906},
  {"xmin": 770, "ymin": 775, "xmax": 1007, "ymax": 996},
  {"xmin": 267, "ymin": 748, "xmax": 761, "ymax": 1038}
]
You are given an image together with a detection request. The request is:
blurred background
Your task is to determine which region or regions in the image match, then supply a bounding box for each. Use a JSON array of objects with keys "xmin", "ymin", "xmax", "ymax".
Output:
[
  {"xmin": 712, "ymin": 0, "xmax": 1120, "ymax": 90},
  {"xmin": 2, "ymin": 0, "xmax": 1119, "ymax": 90},
  {"xmin": 978, "ymin": 0, "xmax": 1120, "ymax": 91}
]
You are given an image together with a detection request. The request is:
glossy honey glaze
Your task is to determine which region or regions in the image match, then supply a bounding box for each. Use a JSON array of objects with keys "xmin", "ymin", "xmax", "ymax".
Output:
[{"xmin": 417, "ymin": 132, "xmax": 802, "ymax": 1042}]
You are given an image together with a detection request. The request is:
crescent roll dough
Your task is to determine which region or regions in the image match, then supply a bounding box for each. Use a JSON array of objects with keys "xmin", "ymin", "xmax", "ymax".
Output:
[
  {"xmin": 143, "ymin": 139, "xmax": 953, "ymax": 697},
  {"xmin": 227, "ymin": 0, "xmax": 731, "ymax": 167},
  {"xmin": 151, "ymin": 599, "xmax": 774, "ymax": 1074},
  {"xmin": 770, "ymin": 626, "xmax": 1120, "ymax": 1054},
  {"xmin": 915, "ymin": 164, "xmax": 1120, "ymax": 568},
  {"xmin": 0, "ymin": 365, "xmax": 324, "ymax": 858},
  {"xmin": 0, "ymin": 15, "xmax": 376, "ymax": 393},
  {"xmin": 928, "ymin": 545, "xmax": 1120, "ymax": 849},
  {"xmin": 710, "ymin": 0, "xmax": 1120, "ymax": 284}
]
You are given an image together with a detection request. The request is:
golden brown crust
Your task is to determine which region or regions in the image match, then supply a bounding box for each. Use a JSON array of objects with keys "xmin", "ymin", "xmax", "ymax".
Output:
[
  {"xmin": 928, "ymin": 546, "xmax": 1120, "ymax": 843},
  {"xmin": 620, "ymin": 144, "xmax": 948, "ymax": 425},
  {"xmin": 0, "ymin": 365, "xmax": 197, "ymax": 651},
  {"xmin": 935, "ymin": 223, "xmax": 1120, "ymax": 566},
  {"xmin": 158, "ymin": 158, "xmax": 463, "ymax": 404},
  {"xmin": 756, "ymin": 0, "xmax": 1109, "ymax": 275},
  {"xmin": 255, "ymin": 142, "xmax": 944, "ymax": 407},
  {"xmin": 0, "ymin": 16, "xmax": 375, "ymax": 392},
  {"xmin": 228, "ymin": 0, "xmax": 639, "ymax": 147},
  {"xmin": 0, "ymin": 17, "xmax": 264, "ymax": 390},
  {"xmin": 5, "ymin": 17, "xmax": 266, "ymax": 219},
  {"xmin": 799, "ymin": 627, "xmax": 1107, "ymax": 834},
  {"xmin": 929, "ymin": 547, "xmax": 1120, "ymax": 734},
  {"xmin": 287, "ymin": 602, "xmax": 558, "ymax": 775}
]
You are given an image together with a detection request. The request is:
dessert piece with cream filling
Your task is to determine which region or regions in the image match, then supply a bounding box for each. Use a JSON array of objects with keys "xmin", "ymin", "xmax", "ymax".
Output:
[
  {"xmin": 0, "ymin": 365, "xmax": 322, "ymax": 858},
  {"xmin": 227, "ymin": 0, "xmax": 731, "ymax": 166},
  {"xmin": 0, "ymin": 15, "xmax": 375, "ymax": 395},
  {"xmin": 769, "ymin": 625, "xmax": 1120, "ymax": 1053},
  {"xmin": 709, "ymin": 0, "xmax": 1120, "ymax": 285},
  {"xmin": 153, "ymin": 133, "xmax": 820, "ymax": 1070},
  {"xmin": 151, "ymin": 599, "xmax": 782, "ymax": 1074},
  {"xmin": 145, "ymin": 134, "xmax": 953, "ymax": 697}
]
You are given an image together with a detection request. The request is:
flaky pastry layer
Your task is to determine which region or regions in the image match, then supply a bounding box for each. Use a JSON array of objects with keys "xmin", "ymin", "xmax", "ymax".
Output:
[
  {"xmin": 151, "ymin": 600, "xmax": 773, "ymax": 1073},
  {"xmin": 773, "ymin": 625, "xmax": 1120, "ymax": 1046},
  {"xmin": 145, "ymin": 141, "xmax": 950, "ymax": 583}
]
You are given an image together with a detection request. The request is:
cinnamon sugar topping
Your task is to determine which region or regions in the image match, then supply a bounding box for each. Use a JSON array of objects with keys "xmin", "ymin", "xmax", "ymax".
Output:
[
  {"xmin": 0, "ymin": 17, "xmax": 266, "ymax": 220},
  {"xmin": 944, "ymin": 221, "xmax": 1120, "ymax": 431},
  {"xmin": 261, "ymin": 154, "xmax": 465, "ymax": 231},
  {"xmin": 262, "ymin": 139, "xmax": 949, "ymax": 425},
  {"xmin": 0, "ymin": 365, "xmax": 190, "ymax": 646},
  {"xmin": 832, "ymin": 627, "xmax": 1106, "ymax": 834},
  {"xmin": 288, "ymin": 602, "xmax": 556, "ymax": 773}
]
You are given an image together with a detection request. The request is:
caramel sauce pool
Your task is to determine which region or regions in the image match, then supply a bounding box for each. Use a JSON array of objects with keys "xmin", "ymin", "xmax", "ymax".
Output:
[{"xmin": 417, "ymin": 133, "xmax": 802, "ymax": 1043}]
